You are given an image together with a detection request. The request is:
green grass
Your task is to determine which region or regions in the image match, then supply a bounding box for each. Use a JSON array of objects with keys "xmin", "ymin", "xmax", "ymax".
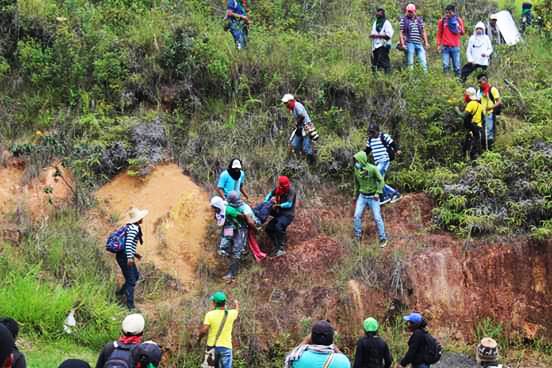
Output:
[{"xmin": 23, "ymin": 337, "xmax": 97, "ymax": 368}]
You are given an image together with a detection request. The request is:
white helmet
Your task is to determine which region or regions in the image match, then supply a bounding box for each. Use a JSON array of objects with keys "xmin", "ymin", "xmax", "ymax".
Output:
[
  {"xmin": 122, "ymin": 313, "xmax": 145, "ymax": 335},
  {"xmin": 281, "ymin": 93, "xmax": 295, "ymax": 103}
]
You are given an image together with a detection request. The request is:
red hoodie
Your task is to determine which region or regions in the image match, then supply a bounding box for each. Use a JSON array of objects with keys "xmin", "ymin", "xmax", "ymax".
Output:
[{"xmin": 436, "ymin": 16, "xmax": 464, "ymax": 47}]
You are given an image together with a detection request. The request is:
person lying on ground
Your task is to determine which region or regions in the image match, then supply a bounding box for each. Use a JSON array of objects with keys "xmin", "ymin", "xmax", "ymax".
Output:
[{"xmin": 477, "ymin": 73, "xmax": 502, "ymax": 150}]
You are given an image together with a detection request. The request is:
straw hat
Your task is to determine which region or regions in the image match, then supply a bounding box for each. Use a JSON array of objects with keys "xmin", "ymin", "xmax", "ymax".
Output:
[{"xmin": 127, "ymin": 207, "xmax": 149, "ymax": 224}]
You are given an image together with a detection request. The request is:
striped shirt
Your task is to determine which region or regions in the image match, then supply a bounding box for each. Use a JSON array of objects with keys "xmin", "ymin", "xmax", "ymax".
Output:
[
  {"xmin": 366, "ymin": 133, "xmax": 393, "ymax": 164},
  {"xmin": 125, "ymin": 223, "xmax": 141, "ymax": 260},
  {"xmin": 400, "ymin": 16, "xmax": 424, "ymax": 44}
]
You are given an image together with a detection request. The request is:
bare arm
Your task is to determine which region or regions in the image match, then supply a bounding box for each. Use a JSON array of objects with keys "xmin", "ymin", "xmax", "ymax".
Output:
[
  {"xmin": 240, "ymin": 186, "xmax": 249, "ymax": 200},
  {"xmin": 197, "ymin": 324, "xmax": 209, "ymax": 344},
  {"xmin": 216, "ymin": 188, "xmax": 226, "ymax": 199},
  {"xmin": 423, "ymin": 29, "xmax": 429, "ymax": 48}
]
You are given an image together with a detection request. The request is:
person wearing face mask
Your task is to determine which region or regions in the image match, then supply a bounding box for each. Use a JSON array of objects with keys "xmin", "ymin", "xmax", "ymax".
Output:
[
  {"xmin": 436, "ymin": 4, "xmax": 465, "ymax": 77},
  {"xmin": 216, "ymin": 158, "xmax": 249, "ymax": 200},
  {"xmin": 370, "ymin": 8, "xmax": 394, "ymax": 74},
  {"xmin": 477, "ymin": 73, "xmax": 502, "ymax": 150},
  {"xmin": 461, "ymin": 22, "xmax": 493, "ymax": 82}
]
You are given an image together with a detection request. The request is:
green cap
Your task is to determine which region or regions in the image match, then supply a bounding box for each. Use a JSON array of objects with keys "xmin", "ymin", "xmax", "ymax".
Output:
[
  {"xmin": 363, "ymin": 317, "xmax": 379, "ymax": 332},
  {"xmin": 210, "ymin": 291, "xmax": 227, "ymax": 303}
]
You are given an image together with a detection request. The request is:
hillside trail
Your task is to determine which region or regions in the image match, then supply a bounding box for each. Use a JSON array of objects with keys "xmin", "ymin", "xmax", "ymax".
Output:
[{"xmin": 94, "ymin": 163, "xmax": 213, "ymax": 290}]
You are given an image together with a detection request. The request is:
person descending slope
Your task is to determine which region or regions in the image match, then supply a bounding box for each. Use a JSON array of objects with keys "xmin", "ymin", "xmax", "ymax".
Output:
[
  {"xmin": 282, "ymin": 94, "xmax": 319, "ymax": 164},
  {"xmin": 216, "ymin": 158, "xmax": 249, "ymax": 200},
  {"xmin": 95, "ymin": 314, "xmax": 146, "ymax": 368},
  {"xmin": 353, "ymin": 317, "xmax": 392, "ymax": 368},
  {"xmin": 264, "ymin": 176, "xmax": 297, "ymax": 257},
  {"xmin": 353, "ymin": 151, "xmax": 387, "ymax": 247},
  {"xmin": 399, "ymin": 4, "xmax": 429, "ymax": 72},
  {"xmin": 370, "ymin": 8, "xmax": 394, "ymax": 74},
  {"xmin": 459, "ymin": 87, "xmax": 484, "ymax": 160},
  {"xmin": 461, "ymin": 22, "xmax": 493, "ymax": 82},
  {"xmin": 436, "ymin": 4, "xmax": 465, "ymax": 77},
  {"xmin": 224, "ymin": 0, "xmax": 249, "ymax": 49},
  {"xmin": 477, "ymin": 73, "xmax": 502, "ymax": 150}
]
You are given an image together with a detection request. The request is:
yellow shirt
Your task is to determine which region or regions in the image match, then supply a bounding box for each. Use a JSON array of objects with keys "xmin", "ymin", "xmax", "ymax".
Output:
[
  {"xmin": 465, "ymin": 100, "xmax": 484, "ymax": 127},
  {"xmin": 479, "ymin": 86, "xmax": 500, "ymax": 113},
  {"xmin": 203, "ymin": 309, "xmax": 238, "ymax": 349}
]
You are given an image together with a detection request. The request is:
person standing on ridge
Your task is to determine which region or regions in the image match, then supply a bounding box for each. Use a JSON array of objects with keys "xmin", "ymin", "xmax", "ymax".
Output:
[
  {"xmin": 397, "ymin": 312, "xmax": 437, "ymax": 368},
  {"xmin": 216, "ymin": 158, "xmax": 249, "ymax": 200},
  {"xmin": 95, "ymin": 313, "xmax": 146, "ymax": 368},
  {"xmin": 198, "ymin": 291, "xmax": 240, "ymax": 368},
  {"xmin": 477, "ymin": 73, "xmax": 502, "ymax": 150},
  {"xmin": 224, "ymin": 0, "xmax": 249, "ymax": 49},
  {"xmin": 353, "ymin": 151, "xmax": 387, "ymax": 247},
  {"xmin": 0, "ymin": 318, "xmax": 26, "ymax": 368},
  {"xmin": 364, "ymin": 124, "xmax": 401, "ymax": 205},
  {"xmin": 353, "ymin": 317, "xmax": 393, "ymax": 368},
  {"xmin": 370, "ymin": 8, "xmax": 394, "ymax": 74},
  {"xmin": 436, "ymin": 4, "xmax": 465, "ymax": 77},
  {"xmin": 282, "ymin": 94, "xmax": 319, "ymax": 164},
  {"xmin": 399, "ymin": 4, "xmax": 429, "ymax": 72},
  {"xmin": 264, "ymin": 176, "xmax": 296, "ymax": 257},
  {"xmin": 461, "ymin": 22, "xmax": 493, "ymax": 82}
]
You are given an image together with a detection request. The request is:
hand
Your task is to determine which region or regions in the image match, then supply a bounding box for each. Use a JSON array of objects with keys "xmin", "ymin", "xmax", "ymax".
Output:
[
  {"xmin": 135, "ymin": 253, "xmax": 142, "ymax": 260},
  {"xmin": 127, "ymin": 259, "xmax": 135, "ymax": 267},
  {"xmin": 425, "ymin": 43, "xmax": 430, "ymax": 50},
  {"xmin": 481, "ymin": 53, "xmax": 487, "ymax": 57},
  {"xmin": 270, "ymin": 197, "xmax": 277, "ymax": 204},
  {"xmin": 437, "ymin": 45, "xmax": 442, "ymax": 52},
  {"xmin": 396, "ymin": 150, "xmax": 402, "ymax": 156}
]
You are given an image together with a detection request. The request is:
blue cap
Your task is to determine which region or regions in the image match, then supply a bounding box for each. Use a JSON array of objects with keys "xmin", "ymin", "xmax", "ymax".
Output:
[{"xmin": 403, "ymin": 312, "xmax": 423, "ymax": 324}]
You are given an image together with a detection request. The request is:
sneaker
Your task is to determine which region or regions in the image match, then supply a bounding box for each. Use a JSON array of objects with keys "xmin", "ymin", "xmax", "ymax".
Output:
[
  {"xmin": 273, "ymin": 249, "xmax": 286, "ymax": 257},
  {"xmin": 390, "ymin": 193, "xmax": 402, "ymax": 204},
  {"xmin": 380, "ymin": 197, "xmax": 391, "ymax": 205},
  {"xmin": 217, "ymin": 249, "xmax": 229, "ymax": 257},
  {"xmin": 379, "ymin": 239, "xmax": 388, "ymax": 248}
]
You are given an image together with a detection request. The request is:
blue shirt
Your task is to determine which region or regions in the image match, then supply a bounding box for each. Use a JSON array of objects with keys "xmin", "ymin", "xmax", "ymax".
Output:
[
  {"xmin": 227, "ymin": 0, "xmax": 246, "ymax": 16},
  {"xmin": 217, "ymin": 170, "xmax": 245, "ymax": 198},
  {"xmin": 292, "ymin": 101, "xmax": 311, "ymax": 126},
  {"xmin": 292, "ymin": 351, "xmax": 351, "ymax": 368}
]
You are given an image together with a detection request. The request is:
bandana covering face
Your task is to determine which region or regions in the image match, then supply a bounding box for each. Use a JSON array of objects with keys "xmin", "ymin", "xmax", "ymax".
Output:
[
  {"xmin": 275, "ymin": 176, "xmax": 291, "ymax": 203},
  {"xmin": 120, "ymin": 335, "xmax": 143, "ymax": 345},
  {"xmin": 287, "ymin": 100, "xmax": 296, "ymax": 111}
]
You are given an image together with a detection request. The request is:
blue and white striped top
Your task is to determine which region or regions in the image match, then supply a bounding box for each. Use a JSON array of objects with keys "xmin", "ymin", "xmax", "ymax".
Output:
[
  {"xmin": 366, "ymin": 133, "xmax": 393, "ymax": 164},
  {"xmin": 125, "ymin": 223, "xmax": 141, "ymax": 260}
]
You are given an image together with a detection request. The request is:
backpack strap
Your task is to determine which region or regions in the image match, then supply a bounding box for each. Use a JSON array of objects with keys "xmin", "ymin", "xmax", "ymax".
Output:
[
  {"xmin": 213, "ymin": 310, "xmax": 229, "ymax": 347},
  {"xmin": 322, "ymin": 353, "xmax": 335, "ymax": 368}
]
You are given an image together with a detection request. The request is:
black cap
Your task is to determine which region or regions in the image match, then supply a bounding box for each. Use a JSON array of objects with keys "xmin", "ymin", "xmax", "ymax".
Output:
[
  {"xmin": 445, "ymin": 4, "xmax": 456, "ymax": 11},
  {"xmin": 368, "ymin": 123, "xmax": 380, "ymax": 133},
  {"xmin": 0, "ymin": 324, "xmax": 14, "ymax": 365},
  {"xmin": 58, "ymin": 359, "xmax": 91, "ymax": 368},
  {"xmin": 133, "ymin": 342, "xmax": 163, "ymax": 367},
  {"xmin": 311, "ymin": 320, "xmax": 334, "ymax": 346}
]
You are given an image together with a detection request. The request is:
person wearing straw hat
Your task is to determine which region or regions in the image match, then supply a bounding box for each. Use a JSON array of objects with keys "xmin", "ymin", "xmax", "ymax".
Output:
[
  {"xmin": 116, "ymin": 207, "xmax": 148, "ymax": 310},
  {"xmin": 476, "ymin": 337, "xmax": 502, "ymax": 368},
  {"xmin": 353, "ymin": 317, "xmax": 393, "ymax": 368}
]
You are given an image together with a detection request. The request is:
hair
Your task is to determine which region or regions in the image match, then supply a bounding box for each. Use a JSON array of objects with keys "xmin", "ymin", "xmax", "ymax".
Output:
[
  {"xmin": 311, "ymin": 331, "xmax": 333, "ymax": 345},
  {"xmin": 0, "ymin": 318, "xmax": 18, "ymax": 340},
  {"xmin": 368, "ymin": 123, "xmax": 380, "ymax": 133},
  {"xmin": 477, "ymin": 72, "xmax": 488, "ymax": 80},
  {"xmin": 445, "ymin": 4, "xmax": 456, "ymax": 11},
  {"xmin": 376, "ymin": 8, "xmax": 385, "ymax": 13},
  {"xmin": 214, "ymin": 300, "xmax": 226, "ymax": 308}
]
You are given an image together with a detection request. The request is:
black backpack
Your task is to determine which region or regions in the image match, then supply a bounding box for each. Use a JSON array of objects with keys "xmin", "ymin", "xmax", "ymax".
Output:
[
  {"xmin": 488, "ymin": 86, "xmax": 502, "ymax": 115},
  {"xmin": 105, "ymin": 342, "xmax": 135, "ymax": 368},
  {"xmin": 424, "ymin": 332, "xmax": 443, "ymax": 364}
]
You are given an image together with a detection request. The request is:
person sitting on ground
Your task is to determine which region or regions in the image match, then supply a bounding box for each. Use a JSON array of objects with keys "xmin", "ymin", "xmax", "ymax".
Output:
[
  {"xmin": 216, "ymin": 158, "xmax": 249, "ymax": 200},
  {"xmin": 399, "ymin": 4, "xmax": 429, "ymax": 72},
  {"xmin": 0, "ymin": 324, "xmax": 15, "ymax": 368},
  {"xmin": 95, "ymin": 313, "xmax": 146, "ymax": 368},
  {"xmin": 364, "ymin": 124, "xmax": 401, "ymax": 205},
  {"xmin": 132, "ymin": 341, "xmax": 163, "ymax": 368},
  {"xmin": 58, "ymin": 360, "xmax": 91, "ymax": 368},
  {"xmin": 477, "ymin": 73, "xmax": 502, "ymax": 150},
  {"xmin": 397, "ymin": 312, "xmax": 430, "ymax": 368},
  {"xmin": 370, "ymin": 8, "xmax": 394, "ymax": 74},
  {"xmin": 458, "ymin": 87, "xmax": 484, "ymax": 160},
  {"xmin": 461, "ymin": 22, "xmax": 493, "ymax": 82},
  {"xmin": 197, "ymin": 292, "xmax": 240, "ymax": 368},
  {"xmin": 115, "ymin": 207, "xmax": 148, "ymax": 311},
  {"xmin": 353, "ymin": 151, "xmax": 387, "ymax": 247},
  {"xmin": 476, "ymin": 337, "xmax": 502, "ymax": 368},
  {"xmin": 353, "ymin": 317, "xmax": 392, "ymax": 368},
  {"xmin": 282, "ymin": 94, "xmax": 319, "ymax": 164},
  {"xmin": 436, "ymin": 4, "xmax": 465, "ymax": 77},
  {"xmin": 224, "ymin": 0, "xmax": 249, "ymax": 49},
  {"xmin": 285, "ymin": 320, "xmax": 351, "ymax": 368},
  {"xmin": 264, "ymin": 176, "xmax": 297, "ymax": 257},
  {"xmin": 0, "ymin": 318, "xmax": 26, "ymax": 368}
]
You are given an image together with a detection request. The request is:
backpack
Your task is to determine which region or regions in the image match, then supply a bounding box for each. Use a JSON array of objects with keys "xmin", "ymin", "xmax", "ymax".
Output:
[
  {"xmin": 378, "ymin": 133, "xmax": 396, "ymax": 161},
  {"xmin": 424, "ymin": 332, "xmax": 443, "ymax": 364},
  {"xmin": 105, "ymin": 342, "xmax": 135, "ymax": 368},
  {"xmin": 488, "ymin": 87, "xmax": 502, "ymax": 115},
  {"xmin": 446, "ymin": 15, "xmax": 462, "ymax": 35},
  {"xmin": 106, "ymin": 225, "xmax": 128, "ymax": 253}
]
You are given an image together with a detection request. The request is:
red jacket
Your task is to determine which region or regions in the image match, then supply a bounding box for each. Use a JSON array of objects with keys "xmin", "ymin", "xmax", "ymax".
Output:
[{"xmin": 436, "ymin": 16, "xmax": 464, "ymax": 47}]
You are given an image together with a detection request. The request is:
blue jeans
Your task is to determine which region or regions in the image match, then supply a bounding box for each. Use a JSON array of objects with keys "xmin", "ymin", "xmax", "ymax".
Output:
[
  {"xmin": 229, "ymin": 21, "xmax": 247, "ymax": 49},
  {"xmin": 291, "ymin": 133, "xmax": 314, "ymax": 156},
  {"xmin": 441, "ymin": 46, "xmax": 461, "ymax": 76},
  {"xmin": 116, "ymin": 252, "xmax": 140, "ymax": 309},
  {"xmin": 377, "ymin": 160, "xmax": 399, "ymax": 201},
  {"xmin": 215, "ymin": 347, "xmax": 233, "ymax": 368},
  {"xmin": 406, "ymin": 42, "xmax": 428, "ymax": 71},
  {"xmin": 484, "ymin": 112, "xmax": 495, "ymax": 143},
  {"xmin": 219, "ymin": 227, "xmax": 247, "ymax": 259},
  {"xmin": 354, "ymin": 194, "xmax": 387, "ymax": 241}
]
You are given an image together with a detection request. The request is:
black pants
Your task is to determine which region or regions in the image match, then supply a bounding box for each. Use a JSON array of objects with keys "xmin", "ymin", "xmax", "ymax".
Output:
[
  {"xmin": 372, "ymin": 46, "xmax": 391, "ymax": 73},
  {"xmin": 116, "ymin": 252, "xmax": 139, "ymax": 309},
  {"xmin": 461, "ymin": 63, "xmax": 487, "ymax": 82},
  {"xmin": 463, "ymin": 125, "xmax": 482, "ymax": 160},
  {"xmin": 266, "ymin": 214, "xmax": 294, "ymax": 251}
]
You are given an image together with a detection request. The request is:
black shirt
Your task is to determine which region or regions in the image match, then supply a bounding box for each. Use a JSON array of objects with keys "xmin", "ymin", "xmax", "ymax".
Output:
[
  {"xmin": 400, "ymin": 328, "xmax": 428, "ymax": 367},
  {"xmin": 13, "ymin": 347, "xmax": 26, "ymax": 368},
  {"xmin": 353, "ymin": 334, "xmax": 392, "ymax": 368}
]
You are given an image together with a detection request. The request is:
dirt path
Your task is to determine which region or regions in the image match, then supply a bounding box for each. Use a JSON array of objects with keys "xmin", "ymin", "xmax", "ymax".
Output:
[{"xmin": 95, "ymin": 163, "xmax": 211, "ymax": 288}]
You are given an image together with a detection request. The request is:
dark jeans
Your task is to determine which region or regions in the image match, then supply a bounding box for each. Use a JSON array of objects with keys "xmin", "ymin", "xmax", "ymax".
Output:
[
  {"xmin": 461, "ymin": 63, "xmax": 487, "ymax": 82},
  {"xmin": 372, "ymin": 46, "xmax": 391, "ymax": 73},
  {"xmin": 463, "ymin": 125, "xmax": 482, "ymax": 160},
  {"xmin": 266, "ymin": 214, "xmax": 294, "ymax": 251},
  {"xmin": 116, "ymin": 252, "xmax": 140, "ymax": 309}
]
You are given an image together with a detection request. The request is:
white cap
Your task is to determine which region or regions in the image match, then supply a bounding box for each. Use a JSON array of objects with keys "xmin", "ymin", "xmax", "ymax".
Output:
[
  {"xmin": 281, "ymin": 94, "xmax": 295, "ymax": 103},
  {"xmin": 231, "ymin": 159, "xmax": 242, "ymax": 169},
  {"xmin": 122, "ymin": 313, "xmax": 145, "ymax": 335},
  {"xmin": 465, "ymin": 87, "xmax": 477, "ymax": 100}
]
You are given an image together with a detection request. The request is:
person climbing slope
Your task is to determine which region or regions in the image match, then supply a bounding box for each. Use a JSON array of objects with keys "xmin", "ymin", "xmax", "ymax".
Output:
[
  {"xmin": 216, "ymin": 158, "xmax": 249, "ymax": 200},
  {"xmin": 399, "ymin": 4, "xmax": 429, "ymax": 72},
  {"xmin": 95, "ymin": 313, "xmax": 146, "ymax": 368},
  {"xmin": 353, "ymin": 151, "xmax": 387, "ymax": 247},
  {"xmin": 436, "ymin": 4, "xmax": 465, "ymax": 77},
  {"xmin": 264, "ymin": 176, "xmax": 296, "ymax": 257},
  {"xmin": 353, "ymin": 317, "xmax": 393, "ymax": 368},
  {"xmin": 461, "ymin": 22, "xmax": 493, "ymax": 82},
  {"xmin": 224, "ymin": 0, "xmax": 249, "ymax": 49},
  {"xmin": 282, "ymin": 94, "xmax": 319, "ymax": 164},
  {"xmin": 370, "ymin": 8, "xmax": 394, "ymax": 74}
]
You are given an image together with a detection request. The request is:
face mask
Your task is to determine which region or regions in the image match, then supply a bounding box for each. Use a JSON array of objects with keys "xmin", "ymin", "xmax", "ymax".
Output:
[{"xmin": 476, "ymin": 30, "xmax": 483, "ymax": 35}]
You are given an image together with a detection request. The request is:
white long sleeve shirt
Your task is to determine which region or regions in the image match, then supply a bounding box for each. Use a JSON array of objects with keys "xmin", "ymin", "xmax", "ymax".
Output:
[
  {"xmin": 371, "ymin": 19, "xmax": 394, "ymax": 50},
  {"xmin": 467, "ymin": 24, "xmax": 493, "ymax": 66}
]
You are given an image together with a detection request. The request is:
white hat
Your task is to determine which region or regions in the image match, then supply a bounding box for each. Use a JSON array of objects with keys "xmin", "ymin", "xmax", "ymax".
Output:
[
  {"xmin": 122, "ymin": 313, "xmax": 145, "ymax": 335},
  {"xmin": 465, "ymin": 87, "xmax": 478, "ymax": 100},
  {"xmin": 281, "ymin": 94, "xmax": 295, "ymax": 103},
  {"xmin": 127, "ymin": 208, "xmax": 149, "ymax": 224},
  {"xmin": 231, "ymin": 159, "xmax": 242, "ymax": 169}
]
